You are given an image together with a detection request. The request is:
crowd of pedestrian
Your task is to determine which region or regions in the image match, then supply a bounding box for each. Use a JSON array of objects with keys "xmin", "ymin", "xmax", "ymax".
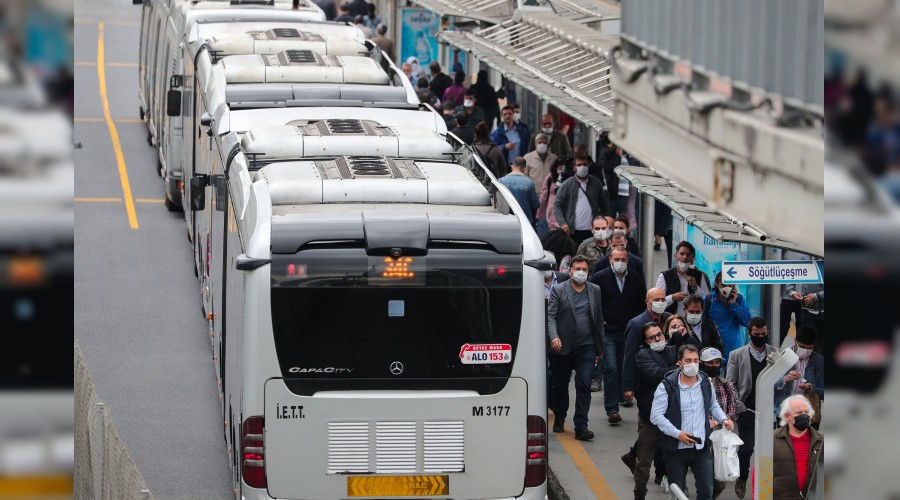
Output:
[{"xmin": 543, "ymin": 238, "xmax": 824, "ymax": 499}]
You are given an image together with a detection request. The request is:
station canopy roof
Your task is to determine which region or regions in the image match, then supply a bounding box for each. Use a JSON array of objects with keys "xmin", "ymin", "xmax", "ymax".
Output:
[
  {"xmin": 437, "ymin": 11, "xmax": 618, "ymax": 132},
  {"xmin": 616, "ymin": 165, "xmax": 817, "ymax": 257},
  {"xmin": 410, "ymin": 0, "xmax": 617, "ymax": 26}
]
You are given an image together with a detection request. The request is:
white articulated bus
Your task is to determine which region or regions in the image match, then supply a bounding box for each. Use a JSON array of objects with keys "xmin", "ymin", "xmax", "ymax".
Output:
[
  {"xmin": 188, "ymin": 142, "xmax": 550, "ymax": 499},
  {"xmin": 134, "ymin": 0, "xmax": 331, "ymax": 209}
]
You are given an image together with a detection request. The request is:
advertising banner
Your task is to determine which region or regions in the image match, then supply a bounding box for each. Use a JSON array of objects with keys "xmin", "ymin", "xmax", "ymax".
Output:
[{"xmin": 399, "ymin": 8, "xmax": 440, "ymax": 75}]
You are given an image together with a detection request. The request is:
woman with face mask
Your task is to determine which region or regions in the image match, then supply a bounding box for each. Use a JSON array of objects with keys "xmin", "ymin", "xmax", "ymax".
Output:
[
  {"xmin": 699, "ymin": 347, "xmax": 740, "ymax": 499},
  {"xmin": 705, "ymin": 271, "xmax": 752, "ymax": 361},
  {"xmin": 537, "ymin": 158, "xmax": 572, "ymax": 234}
]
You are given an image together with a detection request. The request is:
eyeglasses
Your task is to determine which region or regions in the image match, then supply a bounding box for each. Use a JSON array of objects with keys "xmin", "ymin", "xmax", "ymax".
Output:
[
  {"xmin": 645, "ymin": 332, "xmax": 664, "ymax": 341},
  {"xmin": 541, "ymin": 123, "xmax": 553, "ymax": 126}
]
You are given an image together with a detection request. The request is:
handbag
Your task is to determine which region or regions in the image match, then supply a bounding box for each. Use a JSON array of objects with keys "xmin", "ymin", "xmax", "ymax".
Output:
[{"xmin": 710, "ymin": 428, "xmax": 744, "ymax": 481}]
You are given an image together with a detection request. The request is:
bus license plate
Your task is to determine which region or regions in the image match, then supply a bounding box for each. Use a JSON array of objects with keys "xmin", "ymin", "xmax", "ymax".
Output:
[{"xmin": 347, "ymin": 475, "xmax": 449, "ymax": 497}]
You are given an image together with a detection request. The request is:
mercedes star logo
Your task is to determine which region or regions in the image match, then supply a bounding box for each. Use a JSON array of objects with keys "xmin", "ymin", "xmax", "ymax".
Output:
[{"xmin": 389, "ymin": 361, "xmax": 404, "ymax": 375}]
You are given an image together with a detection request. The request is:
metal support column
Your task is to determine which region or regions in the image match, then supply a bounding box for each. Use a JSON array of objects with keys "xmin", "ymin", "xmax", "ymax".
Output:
[
  {"xmin": 753, "ymin": 348, "xmax": 799, "ymax": 500},
  {"xmin": 640, "ymin": 190, "xmax": 655, "ymax": 289},
  {"xmin": 764, "ymin": 247, "xmax": 783, "ymax": 348}
]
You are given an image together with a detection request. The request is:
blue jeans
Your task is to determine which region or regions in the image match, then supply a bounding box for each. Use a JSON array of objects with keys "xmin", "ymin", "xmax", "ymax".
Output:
[
  {"xmin": 600, "ymin": 330, "xmax": 625, "ymax": 415},
  {"xmin": 550, "ymin": 343, "xmax": 596, "ymax": 430},
  {"xmin": 664, "ymin": 447, "xmax": 714, "ymax": 500}
]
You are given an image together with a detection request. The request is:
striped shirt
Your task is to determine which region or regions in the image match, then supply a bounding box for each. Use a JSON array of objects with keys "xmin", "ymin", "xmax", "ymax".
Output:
[{"xmin": 651, "ymin": 372, "xmax": 728, "ymax": 450}]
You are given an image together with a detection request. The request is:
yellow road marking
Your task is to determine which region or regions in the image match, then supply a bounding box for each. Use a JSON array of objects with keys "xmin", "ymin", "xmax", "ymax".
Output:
[
  {"xmin": 76, "ymin": 19, "xmax": 139, "ymax": 26},
  {"xmin": 98, "ymin": 22, "xmax": 139, "ymax": 230},
  {"xmin": 550, "ymin": 411, "xmax": 618, "ymax": 499},
  {"xmin": 75, "ymin": 61, "xmax": 137, "ymax": 67},
  {"xmin": 75, "ymin": 197, "xmax": 123, "ymax": 203},
  {"xmin": 76, "ymin": 117, "xmax": 144, "ymax": 123},
  {"xmin": 136, "ymin": 198, "xmax": 165, "ymax": 204}
]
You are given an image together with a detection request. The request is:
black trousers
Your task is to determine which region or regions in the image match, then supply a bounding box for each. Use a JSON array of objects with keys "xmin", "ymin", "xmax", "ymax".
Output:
[{"xmin": 737, "ymin": 410, "xmax": 755, "ymax": 482}]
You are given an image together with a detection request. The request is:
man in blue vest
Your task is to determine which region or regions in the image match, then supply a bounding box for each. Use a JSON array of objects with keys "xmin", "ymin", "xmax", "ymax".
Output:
[{"xmin": 650, "ymin": 344, "xmax": 734, "ymax": 500}]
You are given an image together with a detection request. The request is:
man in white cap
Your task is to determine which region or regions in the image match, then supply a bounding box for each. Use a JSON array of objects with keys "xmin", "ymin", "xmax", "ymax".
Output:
[{"xmin": 699, "ymin": 347, "xmax": 740, "ymax": 499}]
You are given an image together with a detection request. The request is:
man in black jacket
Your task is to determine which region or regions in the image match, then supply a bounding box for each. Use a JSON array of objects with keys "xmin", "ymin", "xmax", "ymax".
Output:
[
  {"xmin": 553, "ymin": 155, "xmax": 611, "ymax": 245},
  {"xmin": 547, "ymin": 255, "xmax": 606, "ymax": 441},
  {"xmin": 428, "ymin": 62, "xmax": 452, "ymax": 105},
  {"xmin": 654, "ymin": 241, "xmax": 711, "ymax": 315},
  {"xmin": 669, "ymin": 294, "xmax": 725, "ymax": 355},
  {"xmin": 590, "ymin": 248, "xmax": 647, "ymax": 424},
  {"xmin": 633, "ymin": 322, "xmax": 676, "ymax": 500}
]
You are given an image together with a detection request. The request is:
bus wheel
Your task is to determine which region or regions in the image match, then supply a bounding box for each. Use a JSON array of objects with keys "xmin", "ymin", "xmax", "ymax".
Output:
[
  {"xmin": 139, "ymin": 106, "xmax": 144, "ymax": 120},
  {"xmin": 146, "ymin": 130, "xmax": 153, "ymax": 147},
  {"xmin": 165, "ymin": 197, "xmax": 181, "ymax": 212}
]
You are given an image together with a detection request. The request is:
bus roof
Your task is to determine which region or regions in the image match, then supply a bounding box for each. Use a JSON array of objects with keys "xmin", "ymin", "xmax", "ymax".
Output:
[
  {"xmin": 226, "ymin": 106, "xmax": 448, "ymax": 135},
  {"xmin": 220, "ymin": 52, "xmax": 391, "ymax": 85},
  {"xmin": 240, "ymin": 121, "xmax": 454, "ymax": 159},
  {"xmin": 255, "ymin": 156, "xmax": 491, "ymax": 207},
  {"xmin": 191, "ymin": 21, "xmax": 365, "ymax": 45}
]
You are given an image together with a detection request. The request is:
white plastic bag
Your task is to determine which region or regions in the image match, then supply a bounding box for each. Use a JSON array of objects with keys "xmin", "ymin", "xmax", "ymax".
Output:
[{"xmin": 710, "ymin": 428, "xmax": 744, "ymax": 482}]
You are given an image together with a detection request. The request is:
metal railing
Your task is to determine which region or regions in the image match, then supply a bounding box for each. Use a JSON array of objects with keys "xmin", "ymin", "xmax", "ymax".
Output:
[
  {"xmin": 620, "ymin": 0, "xmax": 823, "ymax": 112},
  {"xmin": 74, "ymin": 339, "xmax": 154, "ymax": 500}
]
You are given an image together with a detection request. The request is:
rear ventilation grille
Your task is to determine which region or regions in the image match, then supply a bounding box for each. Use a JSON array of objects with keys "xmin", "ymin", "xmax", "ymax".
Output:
[
  {"xmin": 327, "ymin": 422, "xmax": 370, "ymax": 474},
  {"xmin": 375, "ymin": 422, "xmax": 417, "ymax": 473},
  {"xmin": 326, "ymin": 119, "xmax": 365, "ymax": 135},
  {"xmin": 326, "ymin": 420, "xmax": 466, "ymax": 475},
  {"xmin": 424, "ymin": 421, "xmax": 465, "ymax": 473},
  {"xmin": 283, "ymin": 49, "xmax": 316, "ymax": 64}
]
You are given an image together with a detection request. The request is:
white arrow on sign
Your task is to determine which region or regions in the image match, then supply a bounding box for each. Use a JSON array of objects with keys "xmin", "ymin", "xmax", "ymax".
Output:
[{"xmin": 721, "ymin": 260, "xmax": 823, "ymax": 284}]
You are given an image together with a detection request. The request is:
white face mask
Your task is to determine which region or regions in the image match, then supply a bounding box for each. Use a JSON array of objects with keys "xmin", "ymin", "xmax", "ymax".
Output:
[
  {"xmin": 571, "ymin": 270, "xmax": 588, "ymax": 284},
  {"xmin": 650, "ymin": 340, "xmax": 667, "ymax": 352},
  {"xmin": 513, "ymin": 112, "xmax": 521, "ymax": 122},
  {"xmin": 542, "ymin": 127, "xmax": 553, "ymax": 134},
  {"xmin": 686, "ymin": 313, "xmax": 702, "ymax": 326},
  {"xmin": 681, "ymin": 362, "xmax": 699, "ymax": 377},
  {"xmin": 796, "ymin": 346, "xmax": 812, "ymax": 359},
  {"xmin": 543, "ymin": 270, "xmax": 554, "ymax": 279},
  {"xmin": 612, "ymin": 261, "xmax": 627, "ymax": 274},
  {"xmin": 720, "ymin": 287, "xmax": 733, "ymax": 297},
  {"xmin": 575, "ymin": 165, "xmax": 589, "ymax": 178},
  {"xmin": 463, "ymin": 99, "xmax": 474, "ymax": 108},
  {"xmin": 650, "ymin": 301, "xmax": 667, "ymax": 314},
  {"xmin": 676, "ymin": 261, "xmax": 691, "ymax": 273},
  {"xmin": 593, "ymin": 229, "xmax": 608, "ymax": 240},
  {"xmin": 536, "ymin": 143, "xmax": 549, "ymax": 154}
]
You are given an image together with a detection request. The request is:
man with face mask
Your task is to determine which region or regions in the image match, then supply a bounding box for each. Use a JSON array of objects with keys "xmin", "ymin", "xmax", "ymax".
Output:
[
  {"xmin": 655, "ymin": 241, "xmax": 711, "ymax": 315},
  {"xmin": 491, "ymin": 106, "xmax": 531, "ymax": 165},
  {"xmin": 552, "ymin": 156, "xmax": 611, "ymax": 245},
  {"xmin": 725, "ymin": 317, "xmax": 776, "ymax": 498},
  {"xmin": 622, "ymin": 288, "xmax": 671, "ymax": 406},
  {"xmin": 651, "ymin": 345, "xmax": 734, "ymax": 500},
  {"xmin": 524, "ymin": 133, "xmax": 558, "ymax": 189},
  {"xmin": 575, "ymin": 216, "xmax": 612, "ymax": 270},
  {"xmin": 700, "ymin": 347, "xmax": 739, "ymax": 499},
  {"xmin": 530, "ymin": 114, "xmax": 572, "ymax": 157},
  {"xmin": 547, "ymin": 255, "xmax": 606, "ymax": 441},
  {"xmin": 669, "ymin": 294, "xmax": 725, "ymax": 355},
  {"xmin": 706, "ymin": 271, "xmax": 751, "ymax": 361},
  {"xmin": 589, "ymin": 248, "xmax": 648, "ymax": 420},
  {"xmin": 452, "ymin": 89, "xmax": 486, "ymax": 127},
  {"xmin": 632, "ymin": 322, "xmax": 676, "ymax": 500},
  {"xmin": 774, "ymin": 327, "xmax": 824, "ymax": 429},
  {"xmin": 773, "ymin": 395, "xmax": 823, "ymax": 500}
]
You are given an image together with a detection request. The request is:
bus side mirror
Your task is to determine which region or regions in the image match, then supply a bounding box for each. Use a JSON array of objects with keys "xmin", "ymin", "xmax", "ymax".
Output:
[
  {"xmin": 190, "ymin": 176, "xmax": 207, "ymax": 211},
  {"xmin": 166, "ymin": 89, "xmax": 181, "ymax": 117}
]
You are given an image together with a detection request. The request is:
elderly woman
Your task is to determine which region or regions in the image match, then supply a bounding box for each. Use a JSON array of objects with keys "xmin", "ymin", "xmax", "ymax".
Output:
[{"xmin": 773, "ymin": 395, "xmax": 824, "ymax": 500}]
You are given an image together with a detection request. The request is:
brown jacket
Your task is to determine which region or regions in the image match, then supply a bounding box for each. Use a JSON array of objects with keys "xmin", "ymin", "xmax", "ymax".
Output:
[{"xmin": 773, "ymin": 425, "xmax": 823, "ymax": 499}]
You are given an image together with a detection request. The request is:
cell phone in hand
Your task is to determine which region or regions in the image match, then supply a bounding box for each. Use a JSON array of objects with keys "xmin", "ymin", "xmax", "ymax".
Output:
[{"xmin": 688, "ymin": 434, "xmax": 703, "ymax": 444}]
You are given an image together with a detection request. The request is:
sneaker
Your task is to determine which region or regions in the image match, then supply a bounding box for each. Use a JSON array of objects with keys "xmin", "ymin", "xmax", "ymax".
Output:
[
  {"xmin": 735, "ymin": 479, "xmax": 746, "ymax": 498},
  {"xmin": 620, "ymin": 452, "xmax": 636, "ymax": 475},
  {"xmin": 607, "ymin": 413, "xmax": 622, "ymax": 424},
  {"xmin": 653, "ymin": 243, "xmax": 661, "ymax": 251},
  {"xmin": 552, "ymin": 417, "xmax": 565, "ymax": 433},
  {"xmin": 574, "ymin": 428, "xmax": 594, "ymax": 441},
  {"xmin": 620, "ymin": 399, "xmax": 634, "ymax": 408},
  {"xmin": 590, "ymin": 379, "xmax": 602, "ymax": 392},
  {"xmin": 660, "ymin": 476, "xmax": 669, "ymax": 494}
]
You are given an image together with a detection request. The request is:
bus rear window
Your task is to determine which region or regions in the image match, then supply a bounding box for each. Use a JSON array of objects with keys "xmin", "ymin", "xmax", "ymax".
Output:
[{"xmin": 270, "ymin": 248, "xmax": 523, "ymax": 384}]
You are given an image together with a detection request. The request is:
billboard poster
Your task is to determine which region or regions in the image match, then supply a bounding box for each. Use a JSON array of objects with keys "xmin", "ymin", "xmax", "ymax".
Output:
[
  {"xmin": 684, "ymin": 224, "xmax": 764, "ymax": 359},
  {"xmin": 399, "ymin": 8, "xmax": 440, "ymax": 73}
]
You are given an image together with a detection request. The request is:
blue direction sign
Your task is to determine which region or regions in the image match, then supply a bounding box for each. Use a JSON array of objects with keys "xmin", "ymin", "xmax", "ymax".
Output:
[{"xmin": 721, "ymin": 260, "xmax": 823, "ymax": 284}]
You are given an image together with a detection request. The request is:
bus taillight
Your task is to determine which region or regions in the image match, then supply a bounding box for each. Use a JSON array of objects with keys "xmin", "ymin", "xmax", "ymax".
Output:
[
  {"xmin": 242, "ymin": 416, "xmax": 266, "ymax": 489},
  {"xmin": 525, "ymin": 415, "xmax": 547, "ymax": 488}
]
